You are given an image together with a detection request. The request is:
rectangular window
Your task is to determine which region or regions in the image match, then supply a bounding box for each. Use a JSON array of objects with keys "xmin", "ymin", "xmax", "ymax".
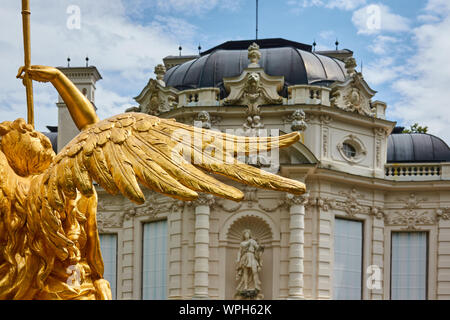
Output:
[
  {"xmin": 333, "ymin": 218, "xmax": 363, "ymax": 300},
  {"xmin": 391, "ymin": 232, "xmax": 428, "ymax": 300},
  {"xmin": 142, "ymin": 220, "xmax": 168, "ymax": 300},
  {"xmin": 99, "ymin": 234, "xmax": 117, "ymax": 300}
]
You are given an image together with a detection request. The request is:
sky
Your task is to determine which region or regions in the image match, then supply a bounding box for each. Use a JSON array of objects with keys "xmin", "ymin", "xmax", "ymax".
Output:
[{"xmin": 1, "ymin": 0, "xmax": 450, "ymax": 143}]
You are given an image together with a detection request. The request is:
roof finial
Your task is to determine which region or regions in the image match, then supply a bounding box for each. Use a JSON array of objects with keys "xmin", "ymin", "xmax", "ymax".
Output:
[
  {"xmin": 345, "ymin": 57, "xmax": 357, "ymax": 77},
  {"xmin": 154, "ymin": 64, "xmax": 166, "ymax": 87},
  {"xmin": 335, "ymin": 39, "xmax": 339, "ymax": 51},
  {"xmin": 85, "ymin": 55, "xmax": 89, "ymax": 67},
  {"xmin": 313, "ymin": 39, "xmax": 317, "ymax": 52},
  {"xmin": 67, "ymin": 56, "xmax": 71, "ymax": 67},
  {"xmin": 248, "ymin": 42, "xmax": 261, "ymax": 68}
]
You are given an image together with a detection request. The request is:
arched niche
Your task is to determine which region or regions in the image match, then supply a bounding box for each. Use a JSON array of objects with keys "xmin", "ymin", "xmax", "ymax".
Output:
[{"xmin": 219, "ymin": 209, "xmax": 280, "ymax": 299}]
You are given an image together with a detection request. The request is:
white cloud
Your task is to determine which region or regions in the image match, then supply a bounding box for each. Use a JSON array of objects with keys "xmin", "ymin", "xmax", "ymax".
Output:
[
  {"xmin": 389, "ymin": 7, "xmax": 450, "ymax": 143},
  {"xmin": 417, "ymin": 14, "xmax": 441, "ymax": 23},
  {"xmin": 424, "ymin": 0, "xmax": 450, "ymax": 16},
  {"xmin": 363, "ymin": 57, "xmax": 404, "ymax": 86},
  {"xmin": 0, "ymin": 0, "xmax": 198, "ymax": 132},
  {"xmin": 326, "ymin": 0, "xmax": 367, "ymax": 11},
  {"xmin": 368, "ymin": 35, "xmax": 399, "ymax": 55},
  {"xmin": 352, "ymin": 4, "xmax": 410, "ymax": 35},
  {"xmin": 128, "ymin": 0, "xmax": 242, "ymax": 16},
  {"xmin": 288, "ymin": 0, "xmax": 365, "ymax": 11},
  {"xmin": 319, "ymin": 30, "xmax": 335, "ymax": 40}
]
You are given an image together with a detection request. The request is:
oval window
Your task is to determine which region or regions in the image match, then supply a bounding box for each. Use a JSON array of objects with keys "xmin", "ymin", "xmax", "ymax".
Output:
[{"xmin": 342, "ymin": 142, "xmax": 356, "ymax": 158}]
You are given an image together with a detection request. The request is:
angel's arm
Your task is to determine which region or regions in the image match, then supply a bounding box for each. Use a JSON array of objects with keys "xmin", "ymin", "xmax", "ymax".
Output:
[
  {"xmin": 17, "ymin": 65, "xmax": 99, "ymax": 130},
  {"xmin": 17, "ymin": 65, "xmax": 306, "ymax": 208}
]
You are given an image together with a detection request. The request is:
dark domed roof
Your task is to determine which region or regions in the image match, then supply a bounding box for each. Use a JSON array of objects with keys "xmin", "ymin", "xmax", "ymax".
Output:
[
  {"xmin": 164, "ymin": 38, "xmax": 347, "ymax": 97},
  {"xmin": 43, "ymin": 131, "xmax": 58, "ymax": 153},
  {"xmin": 387, "ymin": 133, "xmax": 450, "ymax": 163}
]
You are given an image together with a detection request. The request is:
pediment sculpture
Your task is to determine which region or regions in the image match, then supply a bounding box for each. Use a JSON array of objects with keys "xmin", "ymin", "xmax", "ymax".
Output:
[
  {"xmin": 130, "ymin": 64, "xmax": 178, "ymax": 116},
  {"xmin": 223, "ymin": 43, "xmax": 284, "ymax": 118},
  {"xmin": 330, "ymin": 58, "xmax": 377, "ymax": 117}
]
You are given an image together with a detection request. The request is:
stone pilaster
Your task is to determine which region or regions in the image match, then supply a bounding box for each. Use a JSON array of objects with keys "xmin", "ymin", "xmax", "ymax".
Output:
[
  {"xmin": 192, "ymin": 194, "xmax": 215, "ymax": 299},
  {"xmin": 286, "ymin": 193, "xmax": 308, "ymax": 299}
]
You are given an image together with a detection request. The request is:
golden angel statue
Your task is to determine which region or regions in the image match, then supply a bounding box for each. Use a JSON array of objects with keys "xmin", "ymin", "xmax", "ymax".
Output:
[
  {"xmin": 235, "ymin": 229, "xmax": 264, "ymax": 299},
  {"xmin": 0, "ymin": 65, "xmax": 306, "ymax": 300}
]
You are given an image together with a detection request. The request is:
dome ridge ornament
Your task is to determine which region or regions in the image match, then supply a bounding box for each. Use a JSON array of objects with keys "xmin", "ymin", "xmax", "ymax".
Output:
[{"xmin": 223, "ymin": 45, "xmax": 284, "ymax": 121}]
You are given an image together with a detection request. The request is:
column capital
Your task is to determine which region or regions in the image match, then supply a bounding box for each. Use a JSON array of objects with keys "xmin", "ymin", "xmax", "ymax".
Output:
[
  {"xmin": 192, "ymin": 193, "xmax": 215, "ymax": 207},
  {"xmin": 285, "ymin": 193, "xmax": 309, "ymax": 207}
]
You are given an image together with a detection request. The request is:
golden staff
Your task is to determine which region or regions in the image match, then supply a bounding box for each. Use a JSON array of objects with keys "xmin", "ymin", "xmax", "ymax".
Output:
[{"xmin": 21, "ymin": 0, "xmax": 34, "ymax": 127}]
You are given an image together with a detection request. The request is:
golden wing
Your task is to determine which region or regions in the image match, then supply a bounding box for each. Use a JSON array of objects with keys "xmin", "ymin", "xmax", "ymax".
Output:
[{"xmin": 43, "ymin": 112, "xmax": 305, "ymax": 209}]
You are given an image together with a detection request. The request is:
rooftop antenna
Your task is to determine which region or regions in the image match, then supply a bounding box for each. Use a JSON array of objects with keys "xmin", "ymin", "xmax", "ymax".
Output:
[
  {"xmin": 335, "ymin": 39, "xmax": 339, "ymax": 50},
  {"xmin": 67, "ymin": 57, "xmax": 71, "ymax": 67},
  {"xmin": 256, "ymin": 0, "xmax": 259, "ymax": 40},
  {"xmin": 313, "ymin": 39, "xmax": 317, "ymax": 52},
  {"xmin": 85, "ymin": 55, "xmax": 89, "ymax": 67},
  {"xmin": 179, "ymin": 45, "xmax": 182, "ymax": 57}
]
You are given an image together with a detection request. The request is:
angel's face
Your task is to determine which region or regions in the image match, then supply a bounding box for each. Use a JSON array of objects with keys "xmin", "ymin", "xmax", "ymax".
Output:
[{"xmin": 1, "ymin": 128, "xmax": 55, "ymax": 176}]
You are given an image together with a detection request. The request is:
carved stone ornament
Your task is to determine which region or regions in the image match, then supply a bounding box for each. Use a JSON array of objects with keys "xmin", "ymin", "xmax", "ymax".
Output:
[
  {"xmin": 223, "ymin": 43, "xmax": 284, "ymax": 117},
  {"xmin": 385, "ymin": 194, "xmax": 434, "ymax": 230},
  {"xmin": 289, "ymin": 109, "xmax": 308, "ymax": 132},
  {"xmin": 97, "ymin": 211, "xmax": 125, "ymax": 232},
  {"xmin": 285, "ymin": 193, "xmax": 308, "ymax": 206},
  {"xmin": 345, "ymin": 57, "xmax": 357, "ymax": 77},
  {"xmin": 370, "ymin": 207, "xmax": 385, "ymax": 219},
  {"xmin": 192, "ymin": 193, "xmax": 215, "ymax": 207},
  {"xmin": 154, "ymin": 64, "xmax": 166, "ymax": 87},
  {"xmin": 193, "ymin": 111, "xmax": 222, "ymax": 129},
  {"xmin": 243, "ymin": 115, "xmax": 265, "ymax": 137},
  {"xmin": 119, "ymin": 192, "xmax": 185, "ymax": 223},
  {"xmin": 196, "ymin": 111, "xmax": 212, "ymax": 129},
  {"xmin": 436, "ymin": 208, "xmax": 450, "ymax": 221},
  {"xmin": 132, "ymin": 77, "xmax": 179, "ymax": 116},
  {"xmin": 248, "ymin": 42, "xmax": 262, "ymax": 67},
  {"xmin": 336, "ymin": 188, "xmax": 369, "ymax": 217},
  {"xmin": 306, "ymin": 197, "xmax": 332, "ymax": 211},
  {"xmin": 330, "ymin": 72, "xmax": 377, "ymax": 117}
]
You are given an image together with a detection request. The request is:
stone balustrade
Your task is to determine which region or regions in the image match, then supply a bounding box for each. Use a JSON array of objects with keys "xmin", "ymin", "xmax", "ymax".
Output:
[{"xmin": 385, "ymin": 163, "xmax": 450, "ymax": 181}]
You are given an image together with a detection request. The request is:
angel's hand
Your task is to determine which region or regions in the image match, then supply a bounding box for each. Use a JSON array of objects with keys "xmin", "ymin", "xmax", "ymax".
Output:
[{"xmin": 16, "ymin": 65, "xmax": 59, "ymax": 83}]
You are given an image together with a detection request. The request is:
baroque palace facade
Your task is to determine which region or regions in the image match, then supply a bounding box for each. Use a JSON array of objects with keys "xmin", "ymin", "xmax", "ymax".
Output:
[{"xmin": 51, "ymin": 38, "xmax": 450, "ymax": 300}]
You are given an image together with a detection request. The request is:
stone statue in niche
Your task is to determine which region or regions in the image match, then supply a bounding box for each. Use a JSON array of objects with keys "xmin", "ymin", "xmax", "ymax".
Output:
[{"xmin": 235, "ymin": 229, "xmax": 264, "ymax": 300}]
